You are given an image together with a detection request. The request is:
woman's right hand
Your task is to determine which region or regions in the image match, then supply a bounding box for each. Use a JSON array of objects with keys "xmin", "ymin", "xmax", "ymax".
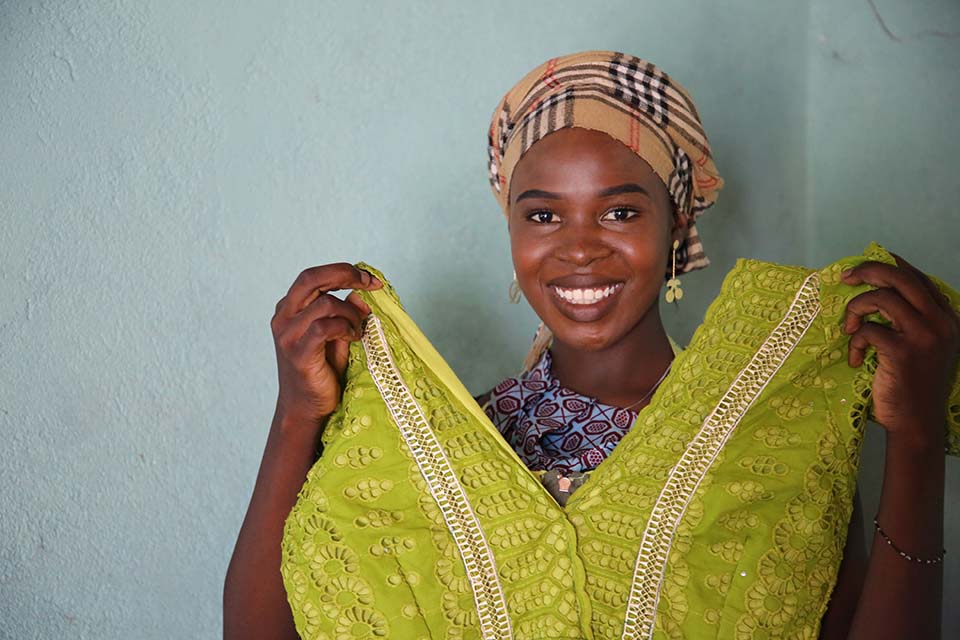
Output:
[{"xmin": 270, "ymin": 263, "xmax": 382, "ymax": 433}]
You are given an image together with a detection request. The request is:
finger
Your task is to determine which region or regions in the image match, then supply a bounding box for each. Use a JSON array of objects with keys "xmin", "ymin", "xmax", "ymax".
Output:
[
  {"xmin": 890, "ymin": 252, "xmax": 955, "ymax": 315},
  {"xmin": 291, "ymin": 316, "xmax": 356, "ymax": 364},
  {"xmin": 346, "ymin": 291, "xmax": 372, "ymax": 317},
  {"xmin": 326, "ymin": 335, "xmax": 351, "ymax": 378},
  {"xmin": 890, "ymin": 253, "xmax": 960, "ymax": 341},
  {"xmin": 843, "ymin": 288, "xmax": 923, "ymax": 334},
  {"xmin": 278, "ymin": 293, "xmax": 362, "ymax": 349},
  {"xmin": 848, "ymin": 321, "xmax": 899, "ymax": 368},
  {"xmin": 279, "ymin": 263, "xmax": 382, "ymax": 318},
  {"xmin": 280, "ymin": 294, "xmax": 363, "ymax": 348},
  {"xmin": 841, "ymin": 261, "xmax": 940, "ymax": 319}
]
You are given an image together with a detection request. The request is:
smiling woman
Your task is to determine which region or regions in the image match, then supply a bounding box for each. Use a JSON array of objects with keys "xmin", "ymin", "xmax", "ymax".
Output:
[
  {"xmin": 508, "ymin": 129, "xmax": 678, "ymax": 373},
  {"xmin": 224, "ymin": 51, "xmax": 960, "ymax": 640}
]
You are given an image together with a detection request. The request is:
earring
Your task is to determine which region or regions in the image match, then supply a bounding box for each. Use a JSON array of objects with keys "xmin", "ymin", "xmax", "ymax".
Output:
[
  {"xmin": 508, "ymin": 271, "xmax": 522, "ymax": 304},
  {"xmin": 665, "ymin": 240, "xmax": 683, "ymax": 304}
]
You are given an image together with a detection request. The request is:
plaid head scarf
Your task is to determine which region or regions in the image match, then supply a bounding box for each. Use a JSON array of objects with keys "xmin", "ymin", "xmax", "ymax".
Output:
[{"xmin": 487, "ymin": 50, "xmax": 723, "ymax": 273}]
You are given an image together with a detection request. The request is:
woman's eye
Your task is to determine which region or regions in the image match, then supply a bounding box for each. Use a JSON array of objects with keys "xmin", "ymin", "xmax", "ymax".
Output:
[
  {"xmin": 528, "ymin": 210, "xmax": 558, "ymax": 224},
  {"xmin": 602, "ymin": 207, "xmax": 639, "ymax": 222}
]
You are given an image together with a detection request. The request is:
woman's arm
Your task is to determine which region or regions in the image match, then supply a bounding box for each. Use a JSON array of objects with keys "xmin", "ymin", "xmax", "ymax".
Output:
[
  {"xmin": 821, "ymin": 434, "xmax": 945, "ymax": 640},
  {"xmin": 223, "ymin": 263, "xmax": 381, "ymax": 640},
  {"xmin": 846, "ymin": 432, "xmax": 945, "ymax": 639},
  {"xmin": 818, "ymin": 489, "xmax": 867, "ymax": 639},
  {"xmin": 836, "ymin": 255, "xmax": 957, "ymax": 640},
  {"xmin": 223, "ymin": 411, "xmax": 322, "ymax": 640}
]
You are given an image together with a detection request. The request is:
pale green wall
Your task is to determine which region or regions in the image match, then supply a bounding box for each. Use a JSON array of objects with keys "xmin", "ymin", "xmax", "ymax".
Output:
[
  {"xmin": 0, "ymin": 1, "xmax": 955, "ymax": 637},
  {"xmin": 806, "ymin": 0, "xmax": 960, "ymax": 629}
]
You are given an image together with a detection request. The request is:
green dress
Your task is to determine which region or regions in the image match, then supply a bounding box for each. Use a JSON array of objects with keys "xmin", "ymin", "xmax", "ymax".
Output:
[{"xmin": 281, "ymin": 243, "xmax": 960, "ymax": 640}]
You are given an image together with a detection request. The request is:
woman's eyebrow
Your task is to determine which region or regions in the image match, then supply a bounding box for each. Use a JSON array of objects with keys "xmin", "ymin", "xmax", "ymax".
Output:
[
  {"xmin": 514, "ymin": 188, "xmax": 561, "ymax": 202},
  {"xmin": 597, "ymin": 183, "xmax": 650, "ymax": 198},
  {"xmin": 514, "ymin": 183, "xmax": 651, "ymax": 203}
]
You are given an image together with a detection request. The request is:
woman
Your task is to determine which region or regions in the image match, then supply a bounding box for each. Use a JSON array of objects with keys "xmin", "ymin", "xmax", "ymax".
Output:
[{"xmin": 224, "ymin": 52, "xmax": 959, "ymax": 639}]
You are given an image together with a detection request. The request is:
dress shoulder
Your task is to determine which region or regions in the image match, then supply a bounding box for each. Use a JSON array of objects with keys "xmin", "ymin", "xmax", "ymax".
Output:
[{"xmin": 816, "ymin": 242, "xmax": 960, "ymax": 456}]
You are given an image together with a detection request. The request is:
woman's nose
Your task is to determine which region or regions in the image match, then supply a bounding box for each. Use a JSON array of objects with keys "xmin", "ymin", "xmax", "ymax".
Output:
[{"xmin": 553, "ymin": 224, "xmax": 611, "ymax": 266}]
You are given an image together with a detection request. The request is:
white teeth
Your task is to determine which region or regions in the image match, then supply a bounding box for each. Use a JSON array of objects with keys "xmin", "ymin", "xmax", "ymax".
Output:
[{"xmin": 553, "ymin": 284, "xmax": 620, "ymax": 305}]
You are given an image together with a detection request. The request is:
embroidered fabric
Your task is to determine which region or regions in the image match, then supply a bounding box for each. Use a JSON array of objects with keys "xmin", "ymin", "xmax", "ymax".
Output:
[
  {"xmin": 481, "ymin": 350, "xmax": 641, "ymax": 474},
  {"xmin": 280, "ymin": 245, "xmax": 960, "ymax": 640},
  {"xmin": 363, "ymin": 314, "xmax": 514, "ymax": 640}
]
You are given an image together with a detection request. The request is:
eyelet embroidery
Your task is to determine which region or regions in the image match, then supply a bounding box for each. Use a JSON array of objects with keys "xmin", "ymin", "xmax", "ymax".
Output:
[
  {"xmin": 621, "ymin": 272, "xmax": 821, "ymax": 640},
  {"xmin": 283, "ymin": 254, "xmax": 960, "ymax": 639},
  {"xmin": 362, "ymin": 314, "xmax": 514, "ymax": 640}
]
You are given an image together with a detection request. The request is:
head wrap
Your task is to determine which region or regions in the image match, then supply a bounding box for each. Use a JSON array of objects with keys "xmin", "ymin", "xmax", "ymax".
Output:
[{"xmin": 487, "ymin": 51, "xmax": 723, "ymax": 273}]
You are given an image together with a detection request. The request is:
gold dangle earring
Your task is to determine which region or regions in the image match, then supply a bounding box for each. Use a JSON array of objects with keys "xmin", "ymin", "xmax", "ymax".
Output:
[
  {"xmin": 508, "ymin": 270, "xmax": 522, "ymax": 304},
  {"xmin": 665, "ymin": 240, "xmax": 683, "ymax": 304}
]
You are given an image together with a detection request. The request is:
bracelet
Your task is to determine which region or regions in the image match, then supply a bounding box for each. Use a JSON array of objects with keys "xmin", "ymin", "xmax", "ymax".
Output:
[{"xmin": 873, "ymin": 517, "xmax": 946, "ymax": 565}]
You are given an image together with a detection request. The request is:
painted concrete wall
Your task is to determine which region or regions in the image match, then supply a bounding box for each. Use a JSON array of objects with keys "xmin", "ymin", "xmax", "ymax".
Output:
[
  {"xmin": 806, "ymin": 0, "xmax": 960, "ymax": 630},
  {"xmin": 0, "ymin": 1, "xmax": 955, "ymax": 637}
]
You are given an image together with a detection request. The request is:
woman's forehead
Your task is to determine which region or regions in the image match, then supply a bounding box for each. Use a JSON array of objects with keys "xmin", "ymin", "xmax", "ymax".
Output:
[{"xmin": 510, "ymin": 129, "xmax": 662, "ymax": 197}]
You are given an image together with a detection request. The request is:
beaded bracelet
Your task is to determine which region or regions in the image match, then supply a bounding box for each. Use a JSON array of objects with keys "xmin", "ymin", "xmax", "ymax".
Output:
[{"xmin": 873, "ymin": 517, "xmax": 946, "ymax": 565}]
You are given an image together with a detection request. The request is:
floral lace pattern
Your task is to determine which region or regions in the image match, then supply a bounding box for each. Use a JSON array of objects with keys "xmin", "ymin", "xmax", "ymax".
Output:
[{"xmin": 281, "ymin": 247, "xmax": 960, "ymax": 640}]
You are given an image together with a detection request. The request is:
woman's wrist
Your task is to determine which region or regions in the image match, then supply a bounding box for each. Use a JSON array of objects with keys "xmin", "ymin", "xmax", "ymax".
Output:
[
  {"xmin": 881, "ymin": 422, "xmax": 945, "ymax": 491},
  {"xmin": 875, "ymin": 421, "xmax": 946, "ymax": 558},
  {"xmin": 271, "ymin": 406, "xmax": 328, "ymax": 446},
  {"xmin": 883, "ymin": 419, "xmax": 946, "ymax": 457}
]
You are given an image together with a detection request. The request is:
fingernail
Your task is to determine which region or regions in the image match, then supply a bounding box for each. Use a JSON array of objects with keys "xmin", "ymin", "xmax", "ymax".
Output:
[
  {"xmin": 360, "ymin": 270, "xmax": 371, "ymax": 285},
  {"xmin": 841, "ymin": 268, "xmax": 854, "ymax": 280},
  {"xmin": 370, "ymin": 276, "xmax": 383, "ymax": 288}
]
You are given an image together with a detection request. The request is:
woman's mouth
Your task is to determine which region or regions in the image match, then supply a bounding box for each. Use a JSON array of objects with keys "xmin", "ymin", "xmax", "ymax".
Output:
[
  {"xmin": 551, "ymin": 283, "xmax": 623, "ymax": 305},
  {"xmin": 548, "ymin": 282, "xmax": 625, "ymax": 321}
]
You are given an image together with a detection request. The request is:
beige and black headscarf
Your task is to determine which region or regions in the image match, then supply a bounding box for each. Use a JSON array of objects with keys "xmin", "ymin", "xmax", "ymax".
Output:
[{"xmin": 487, "ymin": 50, "xmax": 723, "ymax": 273}]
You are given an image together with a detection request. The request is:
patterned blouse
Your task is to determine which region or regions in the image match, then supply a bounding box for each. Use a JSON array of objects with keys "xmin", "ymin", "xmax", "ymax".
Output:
[{"xmin": 481, "ymin": 350, "xmax": 641, "ymax": 474}]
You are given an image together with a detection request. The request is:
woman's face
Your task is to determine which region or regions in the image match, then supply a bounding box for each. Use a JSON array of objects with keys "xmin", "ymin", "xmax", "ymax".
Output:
[{"xmin": 508, "ymin": 128, "xmax": 685, "ymax": 352}]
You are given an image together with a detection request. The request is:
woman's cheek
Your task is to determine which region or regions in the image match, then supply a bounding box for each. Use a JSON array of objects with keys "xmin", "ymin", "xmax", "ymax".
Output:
[{"xmin": 511, "ymin": 237, "xmax": 551, "ymax": 288}]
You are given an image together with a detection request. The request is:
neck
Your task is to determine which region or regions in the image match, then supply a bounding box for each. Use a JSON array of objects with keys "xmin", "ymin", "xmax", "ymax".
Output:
[{"xmin": 548, "ymin": 304, "xmax": 674, "ymax": 409}]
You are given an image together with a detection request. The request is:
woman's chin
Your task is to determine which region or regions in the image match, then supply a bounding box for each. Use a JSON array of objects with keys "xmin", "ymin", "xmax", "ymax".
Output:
[
  {"xmin": 534, "ymin": 285, "xmax": 659, "ymax": 353},
  {"xmin": 548, "ymin": 322, "xmax": 623, "ymax": 353}
]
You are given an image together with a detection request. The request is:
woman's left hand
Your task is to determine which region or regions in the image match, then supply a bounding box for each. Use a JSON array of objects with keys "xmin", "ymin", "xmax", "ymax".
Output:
[{"xmin": 841, "ymin": 253, "xmax": 960, "ymax": 449}]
